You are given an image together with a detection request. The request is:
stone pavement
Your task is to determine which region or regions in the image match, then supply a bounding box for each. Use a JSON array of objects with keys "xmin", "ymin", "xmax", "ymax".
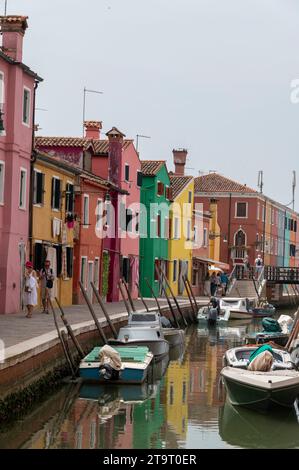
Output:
[{"xmin": 0, "ymin": 297, "xmax": 208, "ymax": 348}]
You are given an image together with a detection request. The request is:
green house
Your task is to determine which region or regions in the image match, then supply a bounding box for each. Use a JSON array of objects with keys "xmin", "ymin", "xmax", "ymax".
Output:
[{"xmin": 139, "ymin": 161, "xmax": 171, "ymax": 297}]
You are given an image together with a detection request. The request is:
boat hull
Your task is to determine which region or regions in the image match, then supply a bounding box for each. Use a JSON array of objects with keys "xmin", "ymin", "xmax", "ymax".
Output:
[
  {"xmin": 108, "ymin": 339, "xmax": 169, "ymax": 359},
  {"xmin": 222, "ymin": 374, "xmax": 299, "ymax": 411},
  {"xmin": 245, "ymin": 332, "xmax": 289, "ymax": 347},
  {"xmin": 163, "ymin": 329, "xmax": 185, "ymax": 347},
  {"xmin": 228, "ymin": 309, "xmax": 253, "ymax": 320},
  {"xmin": 79, "ymin": 362, "xmax": 150, "ymax": 384}
]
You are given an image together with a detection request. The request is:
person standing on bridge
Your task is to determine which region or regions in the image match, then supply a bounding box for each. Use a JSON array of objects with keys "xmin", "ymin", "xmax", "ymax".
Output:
[{"xmin": 255, "ymin": 254, "xmax": 263, "ymax": 279}]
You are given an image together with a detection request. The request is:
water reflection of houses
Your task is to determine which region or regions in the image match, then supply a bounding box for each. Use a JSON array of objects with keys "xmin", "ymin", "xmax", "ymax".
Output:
[{"xmin": 188, "ymin": 332, "xmax": 227, "ymax": 424}]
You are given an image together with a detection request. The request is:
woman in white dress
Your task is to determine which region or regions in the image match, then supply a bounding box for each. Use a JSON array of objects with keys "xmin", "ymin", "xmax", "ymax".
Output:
[{"xmin": 24, "ymin": 261, "xmax": 38, "ymax": 318}]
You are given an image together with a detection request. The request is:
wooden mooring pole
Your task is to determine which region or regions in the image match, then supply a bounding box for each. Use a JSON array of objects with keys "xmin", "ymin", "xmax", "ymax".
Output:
[
  {"xmin": 135, "ymin": 282, "xmax": 150, "ymax": 312},
  {"xmin": 79, "ymin": 281, "xmax": 107, "ymax": 344},
  {"xmin": 157, "ymin": 266, "xmax": 188, "ymax": 326},
  {"xmin": 55, "ymin": 297, "xmax": 85, "ymax": 359},
  {"xmin": 90, "ymin": 282, "xmax": 118, "ymax": 339}
]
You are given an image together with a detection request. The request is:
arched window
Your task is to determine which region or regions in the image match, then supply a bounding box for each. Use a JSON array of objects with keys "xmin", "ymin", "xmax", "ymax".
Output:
[{"xmin": 235, "ymin": 229, "xmax": 246, "ymax": 247}]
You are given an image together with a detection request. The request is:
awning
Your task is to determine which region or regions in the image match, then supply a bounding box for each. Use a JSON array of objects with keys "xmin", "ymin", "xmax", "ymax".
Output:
[{"xmin": 193, "ymin": 256, "xmax": 230, "ymax": 271}]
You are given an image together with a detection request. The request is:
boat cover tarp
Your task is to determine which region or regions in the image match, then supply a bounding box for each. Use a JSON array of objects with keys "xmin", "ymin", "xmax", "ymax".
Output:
[
  {"xmin": 248, "ymin": 345, "xmax": 274, "ymax": 372},
  {"xmin": 99, "ymin": 345, "xmax": 122, "ymax": 370},
  {"xmin": 262, "ymin": 317, "xmax": 282, "ymax": 333},
  {"xmin": 84, "ymin": 346, "xmax": 149, "ymax": 363}
]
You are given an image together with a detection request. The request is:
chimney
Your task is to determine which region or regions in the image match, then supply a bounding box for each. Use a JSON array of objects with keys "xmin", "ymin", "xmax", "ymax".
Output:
[
  {"xmin": 106, "ymin": 127, "xmax": 125, "ymax": 186},
  {"xmin": 173, "ymin": 148, "xmax": 188, "ymax": 176},
  {"xmin": 84, "ymin": 120, "xmax": 102, "ymax": 140},
  {"xmin": 0, "ymin": 15, "xmax": 28, "ymax": 62}
]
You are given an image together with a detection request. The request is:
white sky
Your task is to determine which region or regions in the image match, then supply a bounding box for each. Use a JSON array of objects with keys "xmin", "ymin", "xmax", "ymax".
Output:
[{"xmin": 5, "ymin": 0, "xmax": 299, "ymax": 209}]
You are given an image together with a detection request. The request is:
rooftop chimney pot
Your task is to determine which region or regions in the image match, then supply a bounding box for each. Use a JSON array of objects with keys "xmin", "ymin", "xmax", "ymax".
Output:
[
  {"xmin": 0, "ymin": 15, "xmax": 28, "ymax": 62},
  {"xmin": 84, "ymin": 120, "xmax": 102, "ymax": 140},
  {"xmin": 173, "ymin": 148, "xmax": 188, "ymax": 176}
]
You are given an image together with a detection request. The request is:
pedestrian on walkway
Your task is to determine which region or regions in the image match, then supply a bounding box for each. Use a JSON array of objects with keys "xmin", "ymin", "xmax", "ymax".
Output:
[
  {"xmin": 255, "ymin": 254, "xmax": 263, "ymax": 279},
  {"xmin": 243, "ymin": 255, "xmax": 251, "ymax": 279},
  {"xmin": 220, "ymin": 271, "xmax": 229, "ymax": 296},
  {"xmin": 210, "ymin": 272, "xmax": 218, "ymax": 296},
  {"xmin": 24, "ymin": 261, "xmax": 38, "ymax": 318},
  {"xmin": 39, "ymin": 260, "xmax": 55, "ymax": 314}
]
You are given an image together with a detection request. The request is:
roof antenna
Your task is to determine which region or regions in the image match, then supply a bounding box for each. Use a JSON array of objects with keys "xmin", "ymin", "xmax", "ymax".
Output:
[
  {"xmin": 292, "ymin": 170, "xmax": 296, "ymax": 211},
  {"xmin": 4, "ymin": 0, "xmax": 7, "ymax": 16},
  {"xmin": 258, "ymin": 170, "xmax": 264, "ymax": 193}
]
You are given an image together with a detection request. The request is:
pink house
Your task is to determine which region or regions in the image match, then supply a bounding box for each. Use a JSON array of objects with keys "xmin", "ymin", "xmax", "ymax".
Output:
[{"xmin": 0, "ymin": 16, "xmax": 42, "ymax": 314}]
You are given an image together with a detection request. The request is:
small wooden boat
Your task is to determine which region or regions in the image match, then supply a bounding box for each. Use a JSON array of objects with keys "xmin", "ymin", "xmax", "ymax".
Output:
[
  {"xmin": 128, "ymin": 311, "xmax": 184, "ymax": 347},
  {"xmin": 108, "ymin": 326, "xmax": 169, "ymax": 359},
  {"xmin": 223, "ymin": 346, "xmax": 294, "ymax": 370},
  {"xmin": 251, "ymin": 304, "xmax": 276, "ymax": 317},
  {"xmin": 245, "ymin": 331, "xmax": 289, "ymax": 347},
  {"xmin": 221, "ymin": 366, "xmax": 299, "ymax": 410},
  {"xmin": 79, "ymin": 346, "xmax": 153, "ymax": 384},
  {"xmin": 220, "ymin": 298, "xmax": 253, "ymax": 320}
]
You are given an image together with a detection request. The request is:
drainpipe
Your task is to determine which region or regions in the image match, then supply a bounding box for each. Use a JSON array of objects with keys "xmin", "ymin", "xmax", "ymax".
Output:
[
  {"xmin": 227, "ymin": 193, "xmax": 232, "ymax": 264},
  {"xmin": 29, "ymin": 80, "xmax": 39, "ymax": 262}
]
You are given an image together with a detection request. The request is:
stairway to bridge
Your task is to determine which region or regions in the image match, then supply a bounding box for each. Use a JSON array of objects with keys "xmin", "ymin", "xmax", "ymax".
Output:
[{"xmin": 228, "ymin": 280, "xmax": 258, "ymax": 299}]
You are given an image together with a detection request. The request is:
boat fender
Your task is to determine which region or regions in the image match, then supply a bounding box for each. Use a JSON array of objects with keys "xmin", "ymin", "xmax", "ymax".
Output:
[{"xmin": 99, "ymin": 364, "xmax": 120, "ymax": 381}]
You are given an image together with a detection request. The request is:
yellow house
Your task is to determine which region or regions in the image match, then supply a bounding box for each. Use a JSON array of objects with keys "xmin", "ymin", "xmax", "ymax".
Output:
[
  {"xmin": 168, "ymin": 176, "xmax": 194, "ymax": 297},
  {"xmin": 209, "ymin": 198, "xmax": 221, "ymax": 261},
  {"xmin": 32, "ymin": 152, "xmax": 80, "ymax": 306}
]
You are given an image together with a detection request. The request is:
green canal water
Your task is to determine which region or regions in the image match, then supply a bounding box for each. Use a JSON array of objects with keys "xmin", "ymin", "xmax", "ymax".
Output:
[{"xmin": 1, "ymin": 310, "xmax": 299, "ymax": 449}]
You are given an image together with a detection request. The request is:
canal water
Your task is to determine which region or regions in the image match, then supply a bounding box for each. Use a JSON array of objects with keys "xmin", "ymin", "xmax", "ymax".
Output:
[{"xmin": 1, "ymin": 309, "xmax": 299, "ymax": 449}]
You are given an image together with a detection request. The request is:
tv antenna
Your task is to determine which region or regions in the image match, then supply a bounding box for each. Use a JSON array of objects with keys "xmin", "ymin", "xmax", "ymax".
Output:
[
  {"xmin": 258, "ymin": 170, "xmax": 264, "ymax": 193},
  {"xmin": 4, "ymin": 0, "xmax": 7, "ymax": 16},
  {"xmin": 136, "ymin": 134, "xmax": 151, "ymax": 152},
  {"xmin": 82, "ymin": 87, "xmax": 103, "ymax": 137}
]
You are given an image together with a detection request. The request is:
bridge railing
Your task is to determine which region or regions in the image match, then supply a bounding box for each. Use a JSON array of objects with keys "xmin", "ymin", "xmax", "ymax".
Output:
[{"xmin": 264, "ymin": 266, "xmax": 299, "ymax": 283}]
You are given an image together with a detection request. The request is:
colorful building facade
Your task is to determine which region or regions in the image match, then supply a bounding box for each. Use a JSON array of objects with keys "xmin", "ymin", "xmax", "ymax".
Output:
[
  {"xmin": 139, "ymin": 161, "xmax": 171, "ymax": 298},
  {"xmin": 32, "ymin": 153, "xmax": 79, "ymax": 306},
  {"xmin": 0, "ymin": 16, "xmax": 42, "ymax": 314},
  {"xmin": 194, "ymin": 173, "xmax": 299, "ymax": 271}
]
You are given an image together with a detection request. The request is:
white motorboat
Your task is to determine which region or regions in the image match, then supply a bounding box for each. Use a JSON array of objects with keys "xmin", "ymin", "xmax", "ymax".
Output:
[
  {"xmin": 223, "ymin": 346, "xmax": 294, "ymax": 370},
  {"xmin": 221, "ymin": 366, "xmax": 299, "ymax": 410},
  {"xmin": 108, "ymin": 326, "xmax": 170, "ymax": 359},
  {"xmin": 128, "ymin": 311, "xmax": 185, "ymax": 347},
  {"xmin": 219, "ymin": 297, "xmax": 255, "ymax": 320},
  {"xmin": 197, "ymin": 305, "xmax": 230, "ymax": 325}
]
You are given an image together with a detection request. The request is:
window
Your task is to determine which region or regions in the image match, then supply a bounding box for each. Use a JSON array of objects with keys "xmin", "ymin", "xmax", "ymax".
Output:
[
  {"xmin": 262, "ymin": 205, "xmax": 266, "ymax": 222},
  {"xmin": 0, "ymin": 161, "xmax": 4, "ymax": 204},
  {"xmin": 65, "ymin": 183, "xmax": 74, "ymax": 213},
  {"xmin": 174, "ymin": 217, "xmax": 179, "ymax": 239},
  {"xmin": 0, "ymin": 72, "xmax": 5, "ymax": 134},
  {"xmin": 23, "ymin": 88, "xmax": 30, "ymax": 125},
  {"xmin": 164, "ymin": 217, "xmax": 169, "ymax": 239},
  {"xmin": 236, "ymin": 202, "xmax": 247, "ymax": 218},
  {"xmin": 19, "ymin": 168, "xmax": 27, "ymax": 209},
  {"xmin": 290, "ymin": 244, "xmax": 296, "ymax": 257},
  {"xmin": 83, "ymin": 195, "xmax": 89, "ymax": 226},
  {"xmin": 66, "ymin": 247, "xmax": 73, "ymax": 278},
  {"xmin": 157, "ymin": 181, "xmax": 164, "ymax": 196},
  {"xmin": 257, "ymin": 202, "xmax": 260, "ymax": 220},
  {"xmin": 135, "ymin": 212, "xmax": 139, "ymax": 233},
  {"xmin": 33, "ymin": 170, "xmax": 45, "ymax": 205},
  {"xmin": 122, "ymin": 257, "xmax": 130, "ymax": 283},
  {"xmin": 157, "ymin": 213, "xmax": 161, "ymax": 237},
  {"xmin": 106, "ymin": 201, "xmax": 112, "ymax": 226},
  {"xmin": 95, "ymin": 199, "xmax": 102, "ymax": 230},
  {"xmin": 203, "ymin": 228, "xmax": 208, "ymax": 247},
  {"xmin": 80, "ymin": 257, "xmax": 87, "ymax": 287},
  {"xmin": 166, "ymin": 186, "xmax": 173, "ymax": 200},
  {"xmin": 188, "ymin": 191, "xmax": 192, "ymax": 204},
  {"xmin": 126, "ymin": 208, "xmax": 133, "ymax": 232},
  {"xmin": 173, "ymin": 260, "xmax": 178, "ymax": 282},
  {"xmin": 186, "ymin": 220, "xmax": 191, "ymax": 241},
  {"xmin": 34, "ymin": 242, "xmax": 46, "ymax": 271},
  {"xmin": 51, "ymin": 177, "xmax": 61, "ymax": 210},
  {"xmin": 137, "ymin": 171, "xmax": 142, "ymax": 187},
  {"xmin": 94, "ymin": 258, "xmax": 100, "ymax": 289},
  {"xmin": 124, "ymin": 164, "xmax": 130, "ymax": 182},
  {"xmin": 295, "ymin": 221, "xmax": 297, "ymax": 233}
]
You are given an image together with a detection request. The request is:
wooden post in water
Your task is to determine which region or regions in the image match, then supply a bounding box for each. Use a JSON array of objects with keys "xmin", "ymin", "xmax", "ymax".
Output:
[
  {"xmin": 90, "ymin": 282, "xmax": 118, "ymax": 339},
  {"xmin": 135, "ymin": 282, "xmax": 150, "ymax": 312},
  {"xmin": 122, "ymin": 278, "xmax": 136, "ymax": 312},
  {"xmin": 79, "ymin": 281, "xmax": 107, "ymax": 344},
  {"xmin": 183, "ymin": 275, "xmax": 199, "ymax": 311},
  {"xmin": 145, "ymin": 278, "xmax": 163, "ymax": 317},
  {"xmin": 182, "ymin": 276, "xmax": 197, "ymax": 322},
  {"xmin": 118, "ymin": 280, "xmax": 132, "ymax": 315},
  {"xmin": 49, "ymin": 298, "xmax": 76, "ymax": 377},
  {"xmin": 154, "ymin": 267, "xmax": 180, "ymax": 328},
  {"xmin": 157, "ymin": 266, "xmax": 188, "ymax": 326},
  {"xmin": 55, "ymin": 297, "xmax": 85, "ymax": 359}
]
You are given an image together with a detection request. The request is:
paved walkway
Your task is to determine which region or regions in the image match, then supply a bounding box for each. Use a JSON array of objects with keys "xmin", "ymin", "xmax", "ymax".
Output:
[{"xmin": 0, "ymin": 297, "xmax": 208, "ymax": 348}]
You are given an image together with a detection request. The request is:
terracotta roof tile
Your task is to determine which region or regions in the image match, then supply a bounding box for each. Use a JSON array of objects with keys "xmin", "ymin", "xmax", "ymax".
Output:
[
  {"xmin": 141, "ymin": 160, "xmax": 166, "ymax": 176},
  {"xmin": 170, "ymin": 175, "xmax": 193, "ymax": 200},
  {"xmin": 35, "ymin": 137, "xmax": 133, "ymax": 154},
  {"xmin": 194, "ymin": 173, "xmax": 257, "ymax": 194}
]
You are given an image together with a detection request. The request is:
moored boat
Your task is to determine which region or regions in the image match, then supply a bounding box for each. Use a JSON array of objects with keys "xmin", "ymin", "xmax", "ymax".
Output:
[
  {"xmin": 128, "ymin": 311, "xmax": 184, "ymax": 347},
  {"xmin": 221, "ymin": 366, "xmax": 299, "ymax": 410},
  {"xmin": 223, "ymin": 345, "xmax": 294, "ymax": 370},
  {"xmin": 197, "ymin": 306, "xmax": 230, "ymax": 325},
  {"xmin": 108, "ymin": 326, "xmax": 170, "ymax": 359},
  {"xmin": 79, "ymin": 345, "xmax": 153, "ymax": 384}
]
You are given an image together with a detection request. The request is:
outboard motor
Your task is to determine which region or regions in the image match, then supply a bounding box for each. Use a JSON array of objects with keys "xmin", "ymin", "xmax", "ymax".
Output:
[
  {"xmin": 161, "ymin": 316, "xmax": 171, "ymax": 328},
  {"xmin": 98, "ymin": 344, "xmax": 122, "ymax": 381},
  {"xmin": 207, "ymin": 307, "xmax": 218, "ymax": 325}
]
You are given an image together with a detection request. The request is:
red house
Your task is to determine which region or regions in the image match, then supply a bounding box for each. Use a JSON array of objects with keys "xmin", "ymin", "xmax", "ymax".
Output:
[{"xmin": 0, "ymin": 15, "xmax": 42, "ymax": 314}]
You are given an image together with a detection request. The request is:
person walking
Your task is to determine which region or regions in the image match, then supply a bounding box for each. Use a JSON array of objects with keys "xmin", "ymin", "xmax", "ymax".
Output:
[
  {"xmin": 220, "ymin": 271, "xmax": 229, "ymax": 296},
  {"xmin": 24, "ymin": 261, "xmax": 38, "ymax": 318},
  {"xmin": 255, "ymin": 254, "xmax": 263, "ymax": 279},
  {"xmin": 243, "ymin": 255, "xmax": 251, "ymax": 279},
  {"xmin": 210, "ymin": 272, "xmax": 218, "ymax": 296},
  {"xmin": 39, "ymin": 260, "xmax": 55, "ymax": 314}
]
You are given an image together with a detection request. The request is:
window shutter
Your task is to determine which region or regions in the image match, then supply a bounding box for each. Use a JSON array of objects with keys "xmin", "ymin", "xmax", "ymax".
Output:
[
  {"xmin": 125, "ymin": 165, "xmax": 130, "ymax": 182},
  {"xmin": 51, "ymin": 178, "xmax": 54, "ymax": 208},
  {"xmin": 66, "ymin": 247, "xmax": 73, "ymax": 278},
  {"xmin": 157, "ymin": 213, "xmax": 161, "ymax": 237},
  {"xmin": 137, "ymin": 171, "xmax": 143, "ymax": 187},
  {"xmin": 157, "ymin": 182, "xmax": 164, "ymax": 196}
]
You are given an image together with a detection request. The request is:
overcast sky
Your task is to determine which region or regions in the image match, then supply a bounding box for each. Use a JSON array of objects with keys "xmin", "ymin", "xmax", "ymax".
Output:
[{"xmin": 6, "ymin": 0, "xmax": 299, "ymax": 209}]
